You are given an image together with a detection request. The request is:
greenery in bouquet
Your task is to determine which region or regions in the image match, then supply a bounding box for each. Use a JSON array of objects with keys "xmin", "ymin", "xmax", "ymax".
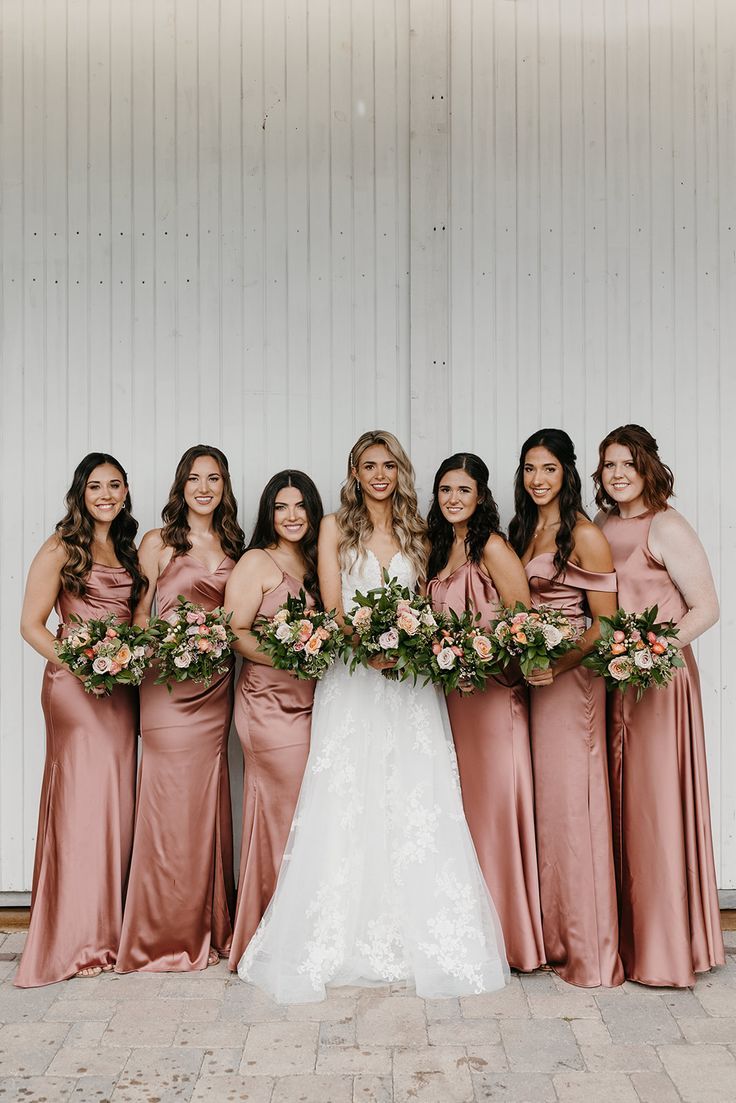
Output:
[
  {"xmin": 424, "ymin": 607, "xmax": 505, "ymax": 694},
  {"xmin": 149, "ymin": 596, "xmax": 237, "ymax": 690},
  {"xmin": 490, "ymin": 602, "xmax": 579, "ymax": 678},
  {"xmin": 343, "ymin": 570, "xmax": 438, "ymax": 681},
  {"xmin": 582, "ymin": 604, "xmax": 684, "ymax": 701},
  {"xmin": 54, "ymin": 614, "xmax": 156, "ymax": 696},
  {"xmin": 254, "ymin": 590, "xmax": 342, "ymax": 680}
]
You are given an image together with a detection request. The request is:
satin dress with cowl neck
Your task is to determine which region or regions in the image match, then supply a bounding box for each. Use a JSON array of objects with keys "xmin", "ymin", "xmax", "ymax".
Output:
[
  {"xmin": 116, "ymin": 552, "xmax": 236, "ymax": 973},
  {"xmin": 15, "ymin": 566, "xmax": 138, "ymax": 987},
  {"xmin": 228, "ymin": 567, "xmax": 315, "ymax": 970},
  {"xmin": 428, "ymin": 560, "xmax": 544, "ymax": 972},
  {"xmin": 525, "ymin": 554, "xmax": 624, "ymax": 988},
  {"xmin": 602, "ymin": 510, "xmax": 724, "ymax": 987}
]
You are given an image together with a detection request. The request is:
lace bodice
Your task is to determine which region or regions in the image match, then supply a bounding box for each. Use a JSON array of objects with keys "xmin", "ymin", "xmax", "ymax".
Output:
[{"xmin": 342, "ymin": 550, "xmax": 416, "ymax": 611}]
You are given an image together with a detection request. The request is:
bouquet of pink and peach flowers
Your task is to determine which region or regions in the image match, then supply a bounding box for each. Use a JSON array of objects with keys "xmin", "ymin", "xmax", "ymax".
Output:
[
  {"xmin": 149, "ymin": 596, "xmax": 237, "ymax": 690},
  {"xmin": 54, "ymin": 614, "xmax": 156, "ymax": 696},
  {"xmin": 583, "ymin": 605, "xmax": 684, "ymax": 700},
  {"xmin": 424, "ymin": 608, "xmax": 505, "ymax": 694},
  {"xmin": 490, "ymin": 603, "xmax": 579, "ymax": 678},
  {"xmin": 343, "ymin": 571, "xmax": 438, "ymax": 681},
  {"xmin": 254, "ymin": 590, "xmax": 343, "ymax": 680}
]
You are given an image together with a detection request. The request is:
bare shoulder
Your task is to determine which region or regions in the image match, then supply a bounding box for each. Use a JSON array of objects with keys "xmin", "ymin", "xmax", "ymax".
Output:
[
  {"xmin": 650, "ymin": 506, "xmax": 695, "ymax": 539},
  {"xmin": 139, "ymin": 528, "xmax": 165, "ymax": 553},
  {"xmin": 482, "ymin": 532, "xmax": 512, "ymax": 564},
  {"xmin": 573, "ymin": 516, "xmax": 609, "ymax": 554},
  {"xmin": 319, "ymin": 513, "xmax": 340, "ymax": 548},
  {"xmin": 35, "ymin": 534, "xmax": 68, "ymax": 566}
]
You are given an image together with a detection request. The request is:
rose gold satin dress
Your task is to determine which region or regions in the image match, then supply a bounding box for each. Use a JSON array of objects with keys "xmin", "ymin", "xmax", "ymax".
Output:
[
  {"xmin": 525, "ymin": 555, "xmax": 624, "ymax": 987},
  {"xmin": 116, "ymin": 553, "xmax": 236, "ymax": 973},
  {"xmin": 602, "ymin": 512, "xmax": 724, "ymax": 987},
  {"xmin": 428, "ymin": 562, "xmax": 544, "ymax": 972},
  {"xmin": 228, "ymin": 573, "xmax": 314, "ymax": 970},
  {"xmin": 15, "ymin": 567, "xmax": 138, "ymax": 987}
]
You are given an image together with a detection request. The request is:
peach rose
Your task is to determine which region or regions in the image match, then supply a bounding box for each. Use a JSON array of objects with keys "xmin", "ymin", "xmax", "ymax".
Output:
[
  {"xmin": 472, "ymin": 635, "xmax": 493, "ymax": 660},
  {"xmin": 396, "ymin": 610, "xmax": 420, "ymax": 636},
  {"xmin": 305, "ymin": 634, "xmax": 322, "ymax": 655}
]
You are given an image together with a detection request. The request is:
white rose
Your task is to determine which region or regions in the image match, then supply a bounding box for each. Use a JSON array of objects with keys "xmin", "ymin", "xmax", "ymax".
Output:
[
  {"xmin": 174, "ymin": 653, "xmax": 192, "ymax": 669},
  {"xmin": 420, "ymin": 609, "xmax": 437, "ymax": 628},
  {"xmin": 92, "ymin": 656, "xmax": 112, "ymax": 674},
  {"xmin": 273, "ymin": 608, "xmax": 289, "ymax": 624},
  {"xmin": 436, "ymin": 647, "xmax": 456, "ymax": 670},
  {"xmin": 275, "ymin": 622, "xmax": 292, "ymax": 642},
  {"xmin": 634, "ymin": 648, "xmax": 653, "ymax": 669},
  {"xmin": 541, "ymin": 624, "xmax": 563, "ymax": 649},
  {"xmin": 378, "ymin": 628, "xmax": 400, "ymax": 650}
]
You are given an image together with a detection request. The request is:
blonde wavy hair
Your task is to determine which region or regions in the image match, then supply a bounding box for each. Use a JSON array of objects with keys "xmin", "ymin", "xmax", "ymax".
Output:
[{"xmin": 336, "ymin": 430, "xmax": 427, "ymax": 580}]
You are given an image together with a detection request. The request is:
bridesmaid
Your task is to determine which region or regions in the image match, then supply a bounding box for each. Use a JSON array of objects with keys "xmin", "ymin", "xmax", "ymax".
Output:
[
  {"xmin": 226, "ymin": 471, "xmax": 324, "ymax": 970},
  {"xmin": 116, "ymin": 445, "xmax": 244, "ymax": 972},
  {"xmin": 426, "ymin": 453, "xmax": 544, "ymax": 972},
  {"xmin": 594, "ymin": 424, "xmax": 724, "ymax": 986},
  {"xmin": 16, "ymin": 453, "xmax": 145, "ymax": 986},
  {"xmin": 509, "ymin": 429, "xmax": 623, "ymax": 988}
]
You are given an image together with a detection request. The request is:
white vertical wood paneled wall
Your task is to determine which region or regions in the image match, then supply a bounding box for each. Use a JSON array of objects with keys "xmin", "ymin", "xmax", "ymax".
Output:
[{"xmin": 1, "ymin": 0, "xmax": 734, "ymax": 894}]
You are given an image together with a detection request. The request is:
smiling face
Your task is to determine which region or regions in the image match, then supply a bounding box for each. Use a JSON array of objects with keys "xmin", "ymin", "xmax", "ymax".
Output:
[
  {"xmin": 353, "ymin": 444, "xmax": 399, "ymax": 503},
  {"xmin": 183, "ymin": 455, "xmax": 224, "ymax": 518},
  {"xmin": 84, "ymin": 463, "xmax": 128, "ymax": 525},
  {"xmin": 600, "ymin": 443, "xmax": 646, "ymax": 512},
  {"xmin": 522, "ymin": 446, "xmax": 564, "ymax": 508},
  {"xmin": 273, "ymin": 484, "xmax": 309, "ymax": 545},
  {"xmin": 437, "ymin": 469, "xmax": 480, "ymax": 527}
]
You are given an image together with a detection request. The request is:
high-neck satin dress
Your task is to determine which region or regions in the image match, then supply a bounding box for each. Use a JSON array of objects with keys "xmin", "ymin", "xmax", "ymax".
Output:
[
  {"xmin": 228, "ymin": 571, "xmax": 315, "ymax": 970},
  {"xmin": 116, "ymin": 553, "xmax": 236, "ymax": 973},
  {"xmin": 602, "ymin": 511, "xmax": 724, "ymax": 987},
  {"xmin": 428, "ymin": 561, "xmax": 544, "ymax": 972},
  {"xmin": 15, "ymin": 566, "xmax": 138, "ymax": 987},
  {"xmin": 525, "ymin": 555, "xmax": 624, "ymax": 988}
]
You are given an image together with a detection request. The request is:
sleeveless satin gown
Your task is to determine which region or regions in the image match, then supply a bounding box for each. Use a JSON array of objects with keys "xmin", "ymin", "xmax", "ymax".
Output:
[
  {"xmin": 228, "ymin": 571, "xmax": 314, "ymax": 970},
  {"xmin": 602, "ymin": 511, "xmax": 724, "ymax": 986},
  {"xmin": 428, "ymin": 561, "xmax": 544, "ymax": 972},
  {"xmin": 116, "ymin": 553, "xmax": 236, "ymax": 972},
  {"xmin": 16, "ymin": 567, "xmax": 138, "ymax": 987},
  {"xmin": 525, "ymin": 555, "xmax": 624, "ymax": 987}
]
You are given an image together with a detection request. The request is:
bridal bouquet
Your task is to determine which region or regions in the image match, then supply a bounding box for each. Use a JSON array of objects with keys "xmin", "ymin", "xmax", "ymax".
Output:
[
  {"xmin": 583, "ymin": 605, "xmax": 684, "ymax": 700},
  {"xmin": 424, "ymin": 609, "xmax": 504, "ymax": 694},
  {"xmin": 149, "ymin": 596, "xmax": 237, "ymax": 689},
  {"xmin": 254, "ymin": 590, "xmax": 342, "ymax": 680},
  {"xmin": 55, "ymin": 614, "xmax": 155, "ymax": 696},
  {"xmin": 343, "ymin": 571, "xmax": 438, "ymax": 680},
  {"xmin": 490, "ymin": 603, "xmax": 579, "ymax": 678}
]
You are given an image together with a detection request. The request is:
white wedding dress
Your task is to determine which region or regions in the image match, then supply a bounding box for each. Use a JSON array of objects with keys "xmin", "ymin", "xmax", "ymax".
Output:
[{"xmin": 238, "ymin": 550, "xmax": 509, "ymax": 1002}]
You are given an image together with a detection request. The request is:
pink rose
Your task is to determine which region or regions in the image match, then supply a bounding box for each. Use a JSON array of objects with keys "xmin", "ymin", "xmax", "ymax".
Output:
[
  {"xmin": 92, "ymin": 656, "xmax": 112, "ymax": 674},
  {"xmin": 436, "ymin": 647, "xmax": 456, "ymax": 670},
  {"xmin": 197, "ymin": 638, "xmax": 212, "ymax": 652},
  {"xmin": 109, "ymin": 662, "xmax": 122, "ymax": 676},
  {"xmin": 293, "ymin": 641, "xmax": 305, "ymax": 652},
  {"xmin": 352, "ymin": 607, "xmax": 372, "ymax": 631},
  {"xmin": 608, "ymin": 656, "xmax": 634, "ymax": 681},
  {"xmin": 297, "ymin": 619, "xmax": 314, "ymax": 642},
  {"xmin": 186, "ymin": 611, "xmax": 200, "ymax": 624},
  {"xmin": 613, "ymin": 630, "xmax": 626, "ymax": 643},
  {"xmin": 432, "ymin": 641, "xmax": 442, "ymax": 656},
  {"xmin": 378, "ymin": 628, "xmax": 400, "ymax": 650}
]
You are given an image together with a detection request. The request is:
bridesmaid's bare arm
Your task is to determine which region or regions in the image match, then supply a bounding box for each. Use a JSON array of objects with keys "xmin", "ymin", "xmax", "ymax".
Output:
[
  {"xmin": 482, "ymin": 534, "xmax": 531, "ymax": 607},
  {"xmin": 317, "ymin": 515, "xmax": 345, "ymax": 623},
  {"xmin": 131, "ymin": 530, "xmax": 168, "ymax": 627},
  {"xmin": 224, "ymin": 549, "xmax": 282, "ymax": 666},
  {"xmin": 648, "ymin": 509, "xmax": 719, "ymax": 647},
  {"xmin": 20, "ymin": 537, "xmax": 68, "ymax": 666}
]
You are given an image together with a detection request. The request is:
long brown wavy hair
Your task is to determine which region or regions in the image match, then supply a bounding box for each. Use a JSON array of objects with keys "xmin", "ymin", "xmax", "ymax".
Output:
[
  {"xmin": 55, "ymin": 452, "xmax": 146, "ymax": 608},
  {"xmin": 593, "ymin": 424, "xmax": 674, "ymax": 514},
  {"xmin": 336, "ymin": 430, "xmax": 427, "ymax": 580},
  {"xmin": 161, "ymin": 445, "xmax": 245, "ymax": 561}
]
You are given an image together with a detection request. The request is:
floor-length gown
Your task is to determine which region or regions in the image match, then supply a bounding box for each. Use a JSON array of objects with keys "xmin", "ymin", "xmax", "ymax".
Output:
[
  {"xmin": 602, "ymin": 511, "xmax": 724, "ymax": 987},
  {"xmin": 116, "ymin": 553, "xmax": 236, "ymax": 972},
  {"xmin": 228, "ymin": 570, "xmax": 314, "ymax": 970},
  {"xmin": 238, "ymin": 550, "xmax": 509, "ymax": 1003},
  {"xmin": 525, "ymin": 555, "xmax": 624, "ymax": 987},
  {"xmin": 428, "ymin": 562, "xmax": 544, "ymax": 972},
  {"xmin": 16, "ymin": 566, "xmax": 138, "ymax": 987}
]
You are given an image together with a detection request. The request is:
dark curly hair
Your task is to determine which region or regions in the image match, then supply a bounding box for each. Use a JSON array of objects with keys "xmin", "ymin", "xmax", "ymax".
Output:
[
  {"xmin": 593, "ymin": 424, "xmax": 675, "ymax": 514},
  {"xmin": 427, "ymin": 453, "xmax": 505, "ymax": 581},
  {"xmin": 161, "ymin": 445, "xmax": 245, "ymax": 563},
  {"xmin": 247, "ymin": 470, "xmax": 324, "ymax": 606},
  {"xmin": 508, "ymin": 429, "xmax": 587, "ymax": 579},
  {"xmin": 55, "ymin": 452, "xmax": 146, "ymax": 609}
]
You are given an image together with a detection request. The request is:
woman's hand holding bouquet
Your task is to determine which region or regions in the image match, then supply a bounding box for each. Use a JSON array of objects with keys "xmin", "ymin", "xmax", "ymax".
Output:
[{"xmin": 254, "ymin": 591, "xmax": 342, "ymax": 680}]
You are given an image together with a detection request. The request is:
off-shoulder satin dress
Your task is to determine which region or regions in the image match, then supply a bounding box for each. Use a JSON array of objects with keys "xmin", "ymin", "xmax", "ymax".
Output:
[
  {"xmin": 16, "ymin": 567, "xmax": 138, "ymax": 987},
  {"xmin": 428, "ymin": 561, "xmax": 544, "ymax": 972},
  {"xmin": 602, "ymin": 511, "xmax": 724, "ymax": 987},
  {"xmin": 228, "ymin": 570, "xmax": 315, "ymax": 970},
  {"xmin": 525, "ymin": 555, "xmax": 624, "ymax": 987},
  {"xmin": 116, "ymin": 553, "xmax": 236, "ymax": 973}
]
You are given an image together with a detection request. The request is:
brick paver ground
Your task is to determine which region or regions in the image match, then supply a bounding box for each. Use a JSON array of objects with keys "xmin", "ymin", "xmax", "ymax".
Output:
[{"xmin": 0, "ymin": 927, "xmax": 734, "ymax": 1102}]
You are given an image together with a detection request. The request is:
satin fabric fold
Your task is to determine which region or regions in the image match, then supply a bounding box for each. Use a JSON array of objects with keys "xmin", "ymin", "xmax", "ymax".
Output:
[
  {"xmin": 428, "ymin": 562, "xmax": 544, "ymax": 972},
  {"xmin": 228, "ymin": 574, "xmax": 314, "ymax": 971},
  {"xmin": 602, "ymin": 512, "xmax": 724, "ymax": 986},
  {"xmin": 116, "ymin": 553, "xmax": 236, "ymax": 973},
  {"xmin": 16, "ymin": 567, "xmax": 137, "ymax": 988},
  {"xmin": 526, "ymin": 554, "xmax": 623, "ymax": 987}
]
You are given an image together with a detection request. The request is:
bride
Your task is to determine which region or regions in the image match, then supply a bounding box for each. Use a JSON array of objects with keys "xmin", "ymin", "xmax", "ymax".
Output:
[{"xmin": 238, "ymin": 430, "xmax": 509, "ymax": 1002}]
